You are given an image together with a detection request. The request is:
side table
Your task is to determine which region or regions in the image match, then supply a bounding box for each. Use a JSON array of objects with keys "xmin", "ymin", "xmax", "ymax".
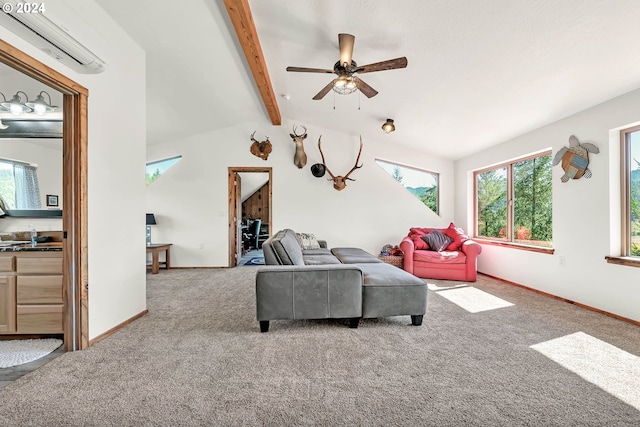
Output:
[{"xmin": 146, "ymin": 243, "xmax": 172, "ymax": 274}]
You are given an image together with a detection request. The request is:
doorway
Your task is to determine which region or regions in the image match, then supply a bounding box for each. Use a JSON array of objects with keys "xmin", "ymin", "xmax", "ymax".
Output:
[
  {"xmin": 228, "ymin": 167, "xmax": 272, "ymax": 267},
  {"xmin": 0, "ymin": 40, "xmax": 89, "ymax": 351}
]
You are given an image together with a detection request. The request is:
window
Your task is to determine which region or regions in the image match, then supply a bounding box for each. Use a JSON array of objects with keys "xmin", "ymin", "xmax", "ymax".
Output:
[
  {"xmin": 621, "ymin": 126, "xmax": 640, "ymax": 257},
  {"xmin": 375, "ymin": 159, "xmax": 439, "ymax": 214},
  {"xmin": 146, "ymin": 155, "xmax": 182, "ymax": 185},
  {"xmin": 474, "ymin": 151, "xmax": 553, "ymax": 248},
  {"xmin": 0, "ymin": 159, "xmax": 41, "ymax": 209}
]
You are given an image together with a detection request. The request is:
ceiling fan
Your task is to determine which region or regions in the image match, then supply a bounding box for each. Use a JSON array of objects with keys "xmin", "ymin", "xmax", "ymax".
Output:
[{"xmin": 286, "ymin": 33, "xmax": 408, "ymax": 100}]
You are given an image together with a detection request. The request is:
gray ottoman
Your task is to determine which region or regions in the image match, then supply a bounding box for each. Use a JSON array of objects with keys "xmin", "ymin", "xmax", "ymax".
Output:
[{"xmin": 357, "ymin": 263, "xmax": 427, "ymax": 325}]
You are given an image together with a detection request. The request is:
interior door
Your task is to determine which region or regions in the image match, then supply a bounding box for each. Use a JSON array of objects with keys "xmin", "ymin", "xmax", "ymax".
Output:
[{"xmin": 235, "ymin": 174, "xmax": 242, "ymax": 265}]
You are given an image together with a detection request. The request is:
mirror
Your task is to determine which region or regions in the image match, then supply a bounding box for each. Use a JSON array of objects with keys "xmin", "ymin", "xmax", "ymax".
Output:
[{"xmin": 0, "ymin": 62, "xmax": 63, "ymax": 218}]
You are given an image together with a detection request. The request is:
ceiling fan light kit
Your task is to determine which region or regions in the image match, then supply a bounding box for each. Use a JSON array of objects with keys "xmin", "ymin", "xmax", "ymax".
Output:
[
  {"xmin": 286, "ymin": 33, "xmax": 407, "ymax": 100},
  {"xmin": 332, "ymin": 75, "xmax": 358, "ymax": 95},
  {"xmin": 382, "ymin": 119, "xmax": 395, "ymax": 133}
]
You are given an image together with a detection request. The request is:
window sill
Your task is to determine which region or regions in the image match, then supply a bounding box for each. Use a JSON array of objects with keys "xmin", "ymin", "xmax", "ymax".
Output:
[
  {"xmin": 475, "ymin": 238, "xmax": 554, "ymax": 255},
  {"xmin": 605, "ymin": 256, "xmax": 640, "ymax": 268}
]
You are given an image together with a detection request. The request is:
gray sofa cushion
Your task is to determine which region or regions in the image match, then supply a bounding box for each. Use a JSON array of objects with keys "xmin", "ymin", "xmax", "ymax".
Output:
[
  {"xmin": 357, "ymin": 263, "xmax": 427, "ymax": 318},
  {"xmin": 303, "ymin": 254, "xmax": 343, "ymax": 265},
  {"xmin": 331, "ymin": 247, "xmax": 383, "ymax": 264},
  {"xmin": 263, "ymin": 229, "xmax": 305, "ymax": 265}
]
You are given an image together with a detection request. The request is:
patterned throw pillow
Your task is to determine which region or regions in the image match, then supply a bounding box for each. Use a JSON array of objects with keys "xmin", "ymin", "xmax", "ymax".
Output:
[
  {"xmin": 421, "ymin": 230, "xmax": 453, "ymax": 252},
  {"xmin": 296, "ymin": 232, "xmax": 321, "ymax": 250}
]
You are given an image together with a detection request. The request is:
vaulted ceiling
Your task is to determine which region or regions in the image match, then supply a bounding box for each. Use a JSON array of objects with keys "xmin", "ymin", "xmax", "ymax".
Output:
[{"xmin": 97, "ymin": 0, "xmax": 640, "ymax": 160}]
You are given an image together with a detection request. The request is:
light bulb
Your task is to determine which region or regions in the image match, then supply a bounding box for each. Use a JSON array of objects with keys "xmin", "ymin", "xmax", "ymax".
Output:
[{"xmin": 34, "ymin": 104, "xmax": 46, "ymax": 115}]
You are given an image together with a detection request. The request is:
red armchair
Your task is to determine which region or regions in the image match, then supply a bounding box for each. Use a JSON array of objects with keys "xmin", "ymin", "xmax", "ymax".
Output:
[{"xmin": 399, "ymin": 224, "xmax": 482, "ymax": 282}]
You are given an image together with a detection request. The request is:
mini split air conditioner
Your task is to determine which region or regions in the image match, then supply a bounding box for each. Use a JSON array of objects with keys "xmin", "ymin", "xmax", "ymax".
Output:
[{"xmin": 0, "ymin": 1, "xmax": 107, "ymax": 73}]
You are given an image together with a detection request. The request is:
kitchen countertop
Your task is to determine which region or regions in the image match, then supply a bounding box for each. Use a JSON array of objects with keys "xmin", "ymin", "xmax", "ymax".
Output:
[{"xmin": 0, "ymin": 242, "xmax": 63, "ymax": 252}]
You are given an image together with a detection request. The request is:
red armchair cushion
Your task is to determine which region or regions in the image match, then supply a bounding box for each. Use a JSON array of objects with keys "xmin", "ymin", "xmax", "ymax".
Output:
[{"xmin": 443, "ymin": 223, "xmax": 469, "ymax": 251}]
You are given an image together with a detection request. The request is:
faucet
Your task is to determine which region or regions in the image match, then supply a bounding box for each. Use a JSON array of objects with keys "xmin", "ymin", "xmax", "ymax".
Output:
[{"xmin": 29, "ymin": 224, "xmax": 37, "ymax": 247}]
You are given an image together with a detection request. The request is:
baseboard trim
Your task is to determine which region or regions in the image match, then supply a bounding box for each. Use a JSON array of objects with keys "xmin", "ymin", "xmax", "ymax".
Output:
[
  {"xmin": 162, "ymin": 266, "xmax": 228, "ymax": 270},
  {"xmin": 88, "ymin": 309, "xmax": 149, "ymax": 346},
  {"xmin": 479, "ymin": 272, "xmax": 640, "ymax": 327}
]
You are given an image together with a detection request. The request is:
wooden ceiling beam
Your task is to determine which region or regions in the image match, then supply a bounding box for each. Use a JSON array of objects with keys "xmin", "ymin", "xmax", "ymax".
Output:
[{"xmin": 224, "ymin": 0, "xmax": 281, "ymax": 126}]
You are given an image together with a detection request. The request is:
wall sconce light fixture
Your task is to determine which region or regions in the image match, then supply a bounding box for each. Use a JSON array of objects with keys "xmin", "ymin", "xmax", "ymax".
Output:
[
  {"xmin": 0, "ymin": 91, "xmax": 32, "ymax": 115},
  {"xmin": 26, "ymin": 91, "xmax": 58, "ymax": 115}
]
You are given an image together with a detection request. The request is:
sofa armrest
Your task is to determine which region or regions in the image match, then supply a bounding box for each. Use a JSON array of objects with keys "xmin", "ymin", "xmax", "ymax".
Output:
[
  {"xmin": 399, "ymin": 237, "xmax": 415, "ymax": 274},
  {"xmin": 461, "ymin": 239, "xmax": 482, "ymax": 259},
  {"xmin": 256, "ymin": 265, "xmax": 363, "ymax": 322}
]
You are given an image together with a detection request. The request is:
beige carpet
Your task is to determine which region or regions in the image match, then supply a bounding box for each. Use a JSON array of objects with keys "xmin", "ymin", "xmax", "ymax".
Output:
[{"xmin": 0, "ymin": 267, "xmax": 638, "ymax": 426}]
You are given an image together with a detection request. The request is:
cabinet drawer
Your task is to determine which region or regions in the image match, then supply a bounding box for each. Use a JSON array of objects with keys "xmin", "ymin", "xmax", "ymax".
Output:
[
  {"xmin": 17, "ymin": 276, "xmax": 63, "ymax": 304},
  {"xmin": 16, "ymin": 257, "xmax": 63, "ymax": 274},
  {"xmin": 0, "ymin": 256, "xmax": 16, "ymax": 272},
  {"xmin": 17, "ymin": 304, "xmax": 63, "ymax": 333}
]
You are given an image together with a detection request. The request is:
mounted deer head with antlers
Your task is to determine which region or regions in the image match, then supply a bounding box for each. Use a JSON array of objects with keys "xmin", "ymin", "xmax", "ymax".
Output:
[
  {"xmin": 249, "ymin": 131, "xmax": 272, "ymax": 160},
  {"xmin": 290, "ymin": 125, "xmax": 308, "ymax": 169},
  {"xmin": 317, "ymin": 135, "xmax": 363, "ymax": 191}
]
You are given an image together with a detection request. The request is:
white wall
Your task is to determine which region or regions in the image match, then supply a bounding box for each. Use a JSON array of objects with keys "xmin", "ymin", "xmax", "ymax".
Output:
[
  {"xmin": 455, "ymin": 88, "xmax": 640, "ymax": 323},
  {"xmin": 146, "ymin": 117, "xmax": 454, "ymax": 267},
  {"xmin": 0, "ymin": 0, "xmax": 147, "ymax": 339}
]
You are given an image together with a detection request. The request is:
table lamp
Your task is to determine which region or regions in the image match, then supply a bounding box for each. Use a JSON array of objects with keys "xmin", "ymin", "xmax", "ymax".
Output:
[{"xmin": 146, "ymin": 213, "xmax": 157, "ymax": 245}]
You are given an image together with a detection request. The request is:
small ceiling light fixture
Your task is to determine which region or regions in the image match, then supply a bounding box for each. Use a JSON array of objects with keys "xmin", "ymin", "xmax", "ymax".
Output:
[
  {"xmin": 333, "ymin": 75, "xmax": 358, "ymax": 95},
  {"xmin": 26, "ymin": 91, "xmax": 57, "ymax": 115},
  {"xmin": 382, "ymin": 118, "xmax": 395, "ymax": 133},
  {"xmin": 0, "ymin": 91, "xmax": 32, "ymax": 115}
]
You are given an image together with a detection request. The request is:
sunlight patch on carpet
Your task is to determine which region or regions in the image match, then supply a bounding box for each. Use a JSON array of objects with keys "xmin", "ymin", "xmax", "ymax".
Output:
[
  {"xmin": 531, "ymin": 332, "xmax": 640, "ymax": 411},
  {"xmin": 0, "ymin": 338, "xmax": 62, "ymax": 368},
  {"xmin": 435, "ymin": 286, "xmax": 514, "ymax": 313},
  {"xmin": 427, "ymin": 282, "xmax": 468, "ymax": 291}
]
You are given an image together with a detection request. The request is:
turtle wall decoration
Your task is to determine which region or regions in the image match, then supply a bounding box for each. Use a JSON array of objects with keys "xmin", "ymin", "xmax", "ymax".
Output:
[{"xmin": 552, "ymin": 135, "xmax": 599, "ymax": 183}]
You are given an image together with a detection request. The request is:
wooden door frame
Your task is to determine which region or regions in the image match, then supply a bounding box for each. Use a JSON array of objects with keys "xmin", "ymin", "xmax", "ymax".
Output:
[
  {"xmin": 228, "ymin": 167, "xmax": 272, "ymax": 267},
  {"xmin": 0, "ymin": 40, "xmax": 89, "ymax": 351}
]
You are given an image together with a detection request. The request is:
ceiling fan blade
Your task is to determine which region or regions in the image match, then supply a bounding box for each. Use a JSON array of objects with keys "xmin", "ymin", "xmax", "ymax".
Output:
[
  {"xmin": 312, "ymin": 79, "xmax": 337, "ymax": 100},
  {"xmin": 286, "ymin": 66, "xmax": 334, "ymax": 74},
  {"xmin": 338, "ymin": 33, "xmax": 355, "ymax": 67},
  {"xmin": 355, "ymin": 78, "xmax": 378, "ymax": 98},
  {"xmin": 356, "ymin": 57, "xmax": 408, "ymax": 74}
]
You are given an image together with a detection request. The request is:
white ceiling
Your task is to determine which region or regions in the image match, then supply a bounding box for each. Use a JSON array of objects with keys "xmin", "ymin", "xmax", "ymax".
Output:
[{"xmin": 96, "ymin": 0, "xmax": 640, "ymax": 160}]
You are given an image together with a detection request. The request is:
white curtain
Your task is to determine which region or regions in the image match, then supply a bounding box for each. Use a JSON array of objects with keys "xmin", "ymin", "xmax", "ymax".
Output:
[{"xmin": 14, "ymin": 163, "xmax": 41, "ymax": 209}]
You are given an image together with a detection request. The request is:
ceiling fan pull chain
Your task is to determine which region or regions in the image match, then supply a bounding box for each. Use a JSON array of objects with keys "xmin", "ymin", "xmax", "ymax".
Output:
[{"xmin": 333, "ymin": 92, "xmax": 336, "ymax": 110}]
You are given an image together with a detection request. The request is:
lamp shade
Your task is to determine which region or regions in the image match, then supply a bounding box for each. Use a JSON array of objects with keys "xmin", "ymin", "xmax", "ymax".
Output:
[{"xmin": 146, "ymin": 213, "xmax": 157, "ymax": 225}]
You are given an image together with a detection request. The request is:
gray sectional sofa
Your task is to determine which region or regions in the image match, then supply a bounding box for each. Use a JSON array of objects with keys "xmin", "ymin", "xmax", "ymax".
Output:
[{"xmin": 256, "ymin": 229, "xmax": 427, "ymax": 332}]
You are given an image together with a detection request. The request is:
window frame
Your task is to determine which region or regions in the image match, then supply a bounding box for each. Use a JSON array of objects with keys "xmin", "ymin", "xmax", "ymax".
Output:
[
  {"xmin": 618, "ymin": 125, "xmax": 640, "ymax": 262},
  {"xmin": 146, "ymin": 155, "xmax": 182, "ymax": 185},
  {"xmin": 473, "ymin": 150, "xmax": 554, "ymax": 254},
  {"xmin": 375, "ymin": 158, "xmax": 440, "ymax": 215}
]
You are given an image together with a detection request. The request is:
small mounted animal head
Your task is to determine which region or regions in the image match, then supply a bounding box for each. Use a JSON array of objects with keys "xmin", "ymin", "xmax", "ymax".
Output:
[
  {"xmin": 250, "ymin": 131, "xmax": 272, "ymax": 160},
  {"xmin": 317, "ymin": 135, "xmax": 363, "ymax": 191},
  {"xmin": 290, "ymin": 125, "xmax": 308, "ymax": 169}
]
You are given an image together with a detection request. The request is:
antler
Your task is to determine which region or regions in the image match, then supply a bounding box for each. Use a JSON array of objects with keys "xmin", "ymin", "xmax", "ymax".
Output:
[
  {"xmin": 317, "ymin": 135, "xmax": 336, "ymax": 179},
  {"xmin": 292, "ymin": 125, "xmax": 307, "ymax": 138},
  {"xmin": 250, "ymin": 130, "xmax": 257, "ymax": 142},
  {"xmin": 343, "ymin": 136, "xmax": 364, "ymax": 181}
]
